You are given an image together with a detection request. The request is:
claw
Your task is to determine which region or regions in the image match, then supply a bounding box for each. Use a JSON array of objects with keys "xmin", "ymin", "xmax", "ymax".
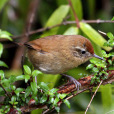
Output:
[
  {"xmin": 72, "ymin": 79, "xmax": 81, "ymax": 91},
  {"xmin": 61, "ymin": 74, "xmax": 81, "ymax": 90}
]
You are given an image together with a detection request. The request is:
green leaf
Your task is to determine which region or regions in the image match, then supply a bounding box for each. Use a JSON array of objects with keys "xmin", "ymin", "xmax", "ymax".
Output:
[
  {"xmin": 50, "ymin": 88, "xmax": 58, "ymax": 93},
  {"xmin": 59, "ymin": 93, "xmax": 67, "ymax": 99},
  {"xmin": 91, "ymin": 41, "xmax": 103, "ymax": 57},
  {"xmin": 25, "ymin": 75, "xmax": 30, "ymax": 83},
  {"xmin": 90, "ymin": 58, "xmax": 98, "ymax": 64},
  {"xmin": 9, "ymin": 101, "xmax": 14, "ymax": 105},
  {"xmin": 101, "ymin": 50, "xmax": 107, "ymax": 56},
  {"xmin": 80, "ymin": 22, "xmax": 112, "ymax": 51},
  {"xmin": 13, "ymin": 102, "xmax": 18, "ymax": 105},
  {"xmin": 4, "ymin": 105, "xmax": 10, "ymax": 113},
  {"xmin": 54, "ymin": 97, "xmax": 59, "ymax": 105},
  {"xmin": 0, "ymin": 30, "xmax": 12, "ymax": 41},
  {"xmin": 101, "ymin": 85, "xmax": 112, "ymax": 109},
  {"xmin": 91, "ymin": 78, "xmax": 95, "ymax": 84},
  {"xmin": 49, "ymin": 97, "xmax": 54, "ymax": 103},
  {"xmin": 0, "ymin": 60, "xmax": 8, "ymax": 68},
  {"xmin": 16, "ymin": 75, "xmax": 25, "ymax": 81},
  {"xmin": 0, "ymin": 43, "xmax": 3, "ymax": 58},
  {"xmin": 23, "ymin": 65, "xmax": 31, "ymax": 74},
  {"xmin": 11, "ymin": 85, "xmax": 16, "ymax": 90},
  {"xmin": 0, "ymin": 0, "xmax": 8, "ymax": 11},
  {"xmin": 41, "ymin": 5, "xmax": 69, "ymax": 37},
  {"xmin": 0, "ymin": 88, "xmax": 5, "ymax": 96},
  {"xmin": 25, "ymin": 86, "xmax": 32, "ymax": 98},
  {"xmin": 111, "ymin": 16, "xmax": 114, "ymax": 21},
  {"xmin": 31, "ymin": 82, "xmax": 38, "ymax": 94},
  {"xmin": 70, "ymin": 0, "xmax": 83, "ymax": 20},
  {"xmin": 86, "ymin": 64, "xmax": 94, "ymax": 70},
  {"xmin": 63, "ymin": 99, "xmax": 70, "ymax": 108},
  {"xmin": 40, "ymin": 94, "xmax": 47, "ymax": 103},
  {"xmin": 108, "ymin": 60, "xmax": 112, "ymax": 65},
  {"xmin": 107, "ymin": 32, "xmax": 114, "ymax": 39},
  {"xmin": 55, "ymin": 107, "xmax": 60, "ymax": 113},
  {"xmin": 1, "ymin": 79, "xmax": 9, "ymax": 86},
  {"xmin": 63, "ymin": 27, "xmax": 79, "ymax": 35},
  {"xmin": 32, "ymin": 70, "xmax": 42, "ymax": 77},
  {"xmin": 9, "ymin": 75, "xmax": 16, "ymax": 83},
  {"xmin": 45, "ymin": 5, "xmax": 69, "ymax": 27},
  {"xmin": 0, "ymin": 70, "xmax": 4, "ymax": 79},
  {"xmin": 11, "ymin": 96, "xmax": 16, "ymax": 102},
  {"xmin": 101, "ymin": 50, "xmax": 111, "ymax": 58},
  {"xmin": 92, "ymin": 67, "xmax": 99, "ymax": 73},
  {"xmin": 39, "ymin": 82, "xmax": 49, "ymax": 92},
  {"xmin": 14, "ymin": 88, "xmax": 24, "ymax": 96}
]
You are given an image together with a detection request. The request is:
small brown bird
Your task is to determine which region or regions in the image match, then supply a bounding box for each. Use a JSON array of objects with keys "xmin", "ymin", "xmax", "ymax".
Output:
[{"xmin": 24, "ymin": 35, "xmax": 103, "ymax": 89}]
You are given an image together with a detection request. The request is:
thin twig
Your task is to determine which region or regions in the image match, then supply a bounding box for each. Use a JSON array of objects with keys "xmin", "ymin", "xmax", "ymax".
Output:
[
  {"xmin": 1, "ymin": 20, "xmax": 114, "ymax": 42},
  {"xmin": 43, "ymin": 107, "xmax": 55, "ymax": 114},
  {"xmin": 98, "ymin": 30, "xmax": 107, "ymax": 35},
  {"xmin": 0, "ymin": 84, "xmax": 11, "ymax": 98},
  {"xmin": 68, "ymin": 0, "xmax": 80, "ymax": 28},
  {"xmin": 85, "ymin": 80, "xmax": 103, "ymax": 114},
  {"xmin": 12, "ymin": 20, "xmax": 114, "ymax": 39},
  {"xmin": 66, "ymin": 88, "xmax": 90, "ymax": 100}
]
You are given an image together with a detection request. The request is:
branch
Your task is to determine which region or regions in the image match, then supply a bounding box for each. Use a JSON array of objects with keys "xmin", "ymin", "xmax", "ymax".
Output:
[
  {"xmin": 85, "ymin": 80, "xmax": 103, "ymax": 114},
  {"xmin": 57, "ymin": 70, "xmax": 114, "ymax": 94},
  {"xmin": 20, "ymin": 70, "xmax": 114, "ymax": 113},
  {"xmin": 68, "ymin": 0, "xmax": 80, "ymax": 28},
  {"xmin": 0, "ymin": 84, "xmax": 11, "ymax": 98},
  {"xmin": 0, "ymin": 20, "xmax": 114, "ymax": 42}
]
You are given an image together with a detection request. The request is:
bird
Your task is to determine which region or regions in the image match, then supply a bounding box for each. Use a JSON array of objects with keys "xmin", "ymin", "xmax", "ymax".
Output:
[{"xmin": 24, "ymin": 35, "xmax": 103, "ymax": 90}]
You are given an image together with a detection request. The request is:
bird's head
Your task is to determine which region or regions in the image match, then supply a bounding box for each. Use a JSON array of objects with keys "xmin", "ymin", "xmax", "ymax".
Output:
[{"xmin": 72, "ymin": 37, "xmax": 103, "ymax": 62}]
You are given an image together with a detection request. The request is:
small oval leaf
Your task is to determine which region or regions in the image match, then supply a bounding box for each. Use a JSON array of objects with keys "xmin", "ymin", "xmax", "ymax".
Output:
[
  {"xmin": 63, "ymin": 27, "xmax": 79, "ymax": 35},
  {"xmin": 41, "ymin": 5, "xmax": 70, "ymax": 37},
  {"xmin": 0, "ymin": 43, "xmax": 3, "ymax": 58},
  {"xmin": 63, "ymin": 99, "xmax": 70, "ymax": 108},
  {"xmin": 23, "ymin": 65, "xmax": 31, "ymax": 74},
  {"xmin": 0, "ymin": 61, "xmax": 8, "ymax": 68}
]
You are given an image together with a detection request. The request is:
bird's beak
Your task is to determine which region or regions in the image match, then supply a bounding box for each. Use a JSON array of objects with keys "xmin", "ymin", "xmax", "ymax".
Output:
[{"xmin": 93, "ymin": 54, "xmax": 104, "ymax": 60}]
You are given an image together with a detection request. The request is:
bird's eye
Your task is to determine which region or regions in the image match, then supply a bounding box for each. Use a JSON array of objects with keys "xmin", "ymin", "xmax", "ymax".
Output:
[{"xmin": 81, "ymin": 50, "xmax": 86, "ymax": 54}]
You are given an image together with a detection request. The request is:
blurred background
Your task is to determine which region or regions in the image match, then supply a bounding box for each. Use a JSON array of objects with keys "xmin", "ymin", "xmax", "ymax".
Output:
[{"xmin": 0, "ymin": 0, "xmax": 114, "ymax": 113}]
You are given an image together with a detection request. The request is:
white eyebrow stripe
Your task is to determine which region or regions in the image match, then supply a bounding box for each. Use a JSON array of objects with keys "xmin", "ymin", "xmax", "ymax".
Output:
[{"xmin": 75, "ymin": 46, "xmax": 86, "ymax": 51}]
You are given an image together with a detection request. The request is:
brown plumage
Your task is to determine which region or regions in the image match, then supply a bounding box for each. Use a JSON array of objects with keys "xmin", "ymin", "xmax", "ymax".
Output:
[{"xmin": 24, "ymin": 35, "xmax": 102, "ymax": 74}]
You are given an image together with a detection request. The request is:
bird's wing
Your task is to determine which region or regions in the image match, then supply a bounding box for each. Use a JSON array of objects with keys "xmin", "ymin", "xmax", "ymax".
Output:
[
  {"xmin": 24, "ymin": 35, "xmax": 63, "ymax": 52},
  {"xmin": 24, "ymin": 42, "xmax": 41, "ymax": 51}
]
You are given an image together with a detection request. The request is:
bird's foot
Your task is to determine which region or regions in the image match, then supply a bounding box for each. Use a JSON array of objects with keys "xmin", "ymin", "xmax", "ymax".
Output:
[{"xmin": 61, "ymin": 74, "xmax": 81, "ymax": 91}]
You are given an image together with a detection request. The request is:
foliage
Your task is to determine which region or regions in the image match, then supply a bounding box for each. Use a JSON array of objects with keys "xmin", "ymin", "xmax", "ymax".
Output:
[
  {"xmin": 0, "ymin": 30, "xmax": 69, "ymax": 113},
  {"xmin": 0, "ymin": 66, "xmax": 69, "ymax": 113},
  {"xmin": 0, "ymin": 0, "xmax": 114, "ymax": 113},
  {"xmin": 86, "ymin": 32, "xmax": 114, "ymax": 84},
  {"xmin": 0, "ymin": 30, "xmax": 12, "ymax": 67}
]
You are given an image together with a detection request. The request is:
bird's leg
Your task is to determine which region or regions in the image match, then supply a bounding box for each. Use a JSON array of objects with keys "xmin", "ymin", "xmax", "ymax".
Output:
[{"xmin": 61, "ymin": 74, "xmax": 81, "ymax": 90}]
